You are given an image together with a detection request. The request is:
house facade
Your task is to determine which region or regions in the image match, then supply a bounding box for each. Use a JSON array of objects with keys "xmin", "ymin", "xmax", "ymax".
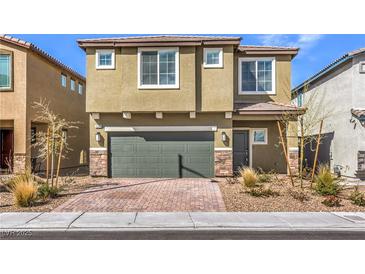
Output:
[
  {"xmin": 0, "ymin": 35, "xmax": 89, "ymax": 174},
  {"xmin": 292, "ymin": 48, "xmax": 365, "ymax": 179},
  {"xmin": 78, "ymin": 36, "xmax": 302, "ymax": 178}
]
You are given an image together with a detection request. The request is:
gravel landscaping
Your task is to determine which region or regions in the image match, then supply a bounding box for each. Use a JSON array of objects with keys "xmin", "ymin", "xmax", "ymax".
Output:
[
  {"xmin": 219, "ymin": 175, "xmax": 365, "ymax": 212},
  {"xmin": 0, "ymin": 176, "xmax": 105, "ymax": 212}
]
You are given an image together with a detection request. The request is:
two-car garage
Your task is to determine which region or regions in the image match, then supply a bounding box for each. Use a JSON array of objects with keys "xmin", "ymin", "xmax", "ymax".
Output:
[{"xmin": 109, "ymin": 131, "xmax": 214, "ymax": 178}]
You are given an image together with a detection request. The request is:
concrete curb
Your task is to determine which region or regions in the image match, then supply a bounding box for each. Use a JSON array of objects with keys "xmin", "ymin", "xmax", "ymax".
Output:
[{"xmin": 1, "ymin": 212, "xmax": 365, "ymax": 239}]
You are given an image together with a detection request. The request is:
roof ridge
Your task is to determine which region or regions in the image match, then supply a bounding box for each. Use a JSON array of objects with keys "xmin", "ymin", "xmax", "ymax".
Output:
[{"xmin": 0, "ymin": 34, "xmax": 85, "ymax": 81}]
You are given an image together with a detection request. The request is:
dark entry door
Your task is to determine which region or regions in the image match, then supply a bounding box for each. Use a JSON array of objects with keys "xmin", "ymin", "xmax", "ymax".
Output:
[
  {"xmin": 233, "ymin": 130, "xmax": 249, "ymax": 172},
  {"xmin": 0, "ymin": 130, "xmax": 14, "ymax": 169}
]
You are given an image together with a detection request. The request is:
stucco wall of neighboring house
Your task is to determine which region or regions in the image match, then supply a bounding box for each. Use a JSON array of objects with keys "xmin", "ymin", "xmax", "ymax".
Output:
[
  {"xmin": 26, "ymin": 51, "xmax": 89, "ymax": 171},
  {"xmin": 297, "ymin": 59, "xmax": 365, "ymax": 177},
  {"xmin": 234, "ymin": 54, "xmax": 292, "ymax": 104},
  {"xmin": 0, "ymin": 42, "xmax": 28, "ymax": 164}
]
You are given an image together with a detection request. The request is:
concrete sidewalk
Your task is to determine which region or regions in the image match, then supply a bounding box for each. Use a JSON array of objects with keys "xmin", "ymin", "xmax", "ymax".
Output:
[{"xmin": 1, "ymin": 212, "xmax": 365, "ymax": 239}]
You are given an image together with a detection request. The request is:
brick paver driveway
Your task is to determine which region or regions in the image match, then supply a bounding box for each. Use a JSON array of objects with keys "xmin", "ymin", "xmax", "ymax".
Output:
[{"xmin": 53, "ymin": 178, "xmax": 226, "ymax": 212}]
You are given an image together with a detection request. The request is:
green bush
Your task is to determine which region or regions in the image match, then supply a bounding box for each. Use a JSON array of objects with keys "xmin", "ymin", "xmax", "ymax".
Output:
[
  {"xmin": 322, "ymin": 195, "xmax": 341, "ymax": 207},
  {"xmin": 38, "ymin": 183, "xmax": 61, "ymax": 200},
  {"xmin": 350, "ymin": 187, "xmax": 365, "ymax": 207},
  {"xmin": 248, "ymin": 186, "xmax": 279, "ymax": 198},
  {"xmin": 314, "ymin": 165, "xmax": 342, "ymax": 196}
]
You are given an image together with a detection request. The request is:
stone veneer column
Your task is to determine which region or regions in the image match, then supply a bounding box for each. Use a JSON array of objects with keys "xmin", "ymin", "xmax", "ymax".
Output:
[
  {"xmin": 13, "ymin": 153, "xmax": 27, "ymax": 174},
  {"xmin": 214, "ymin": 149, "xmax": 233, "ymax": 177},
  {"xmin": 90, "ymin": 148, "xmax": 108, "ymax": 177},
  {"xmin": 288, "ymin": 147, "xmax": 299, "ymax": 175}
]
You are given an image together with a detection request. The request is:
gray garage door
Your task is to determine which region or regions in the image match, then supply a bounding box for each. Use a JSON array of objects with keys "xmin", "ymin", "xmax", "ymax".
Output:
[{"xmin": 109, "ymin": 132, "xmax": 214, "ymax": 178}]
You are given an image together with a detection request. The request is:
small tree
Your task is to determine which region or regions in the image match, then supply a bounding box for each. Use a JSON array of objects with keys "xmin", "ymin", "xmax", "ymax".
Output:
[
  {"xmin": 280, "ymin": 84, "xmax": 334, "ymax": 188},
  {"xmin": 32, "ymin": 99, "xmax": 79, "ymax": 188}
]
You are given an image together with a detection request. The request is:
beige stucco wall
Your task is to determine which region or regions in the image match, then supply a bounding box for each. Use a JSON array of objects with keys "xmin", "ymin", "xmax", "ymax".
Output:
[
  {"xmin": 0, "ymin": 42, "xmax": 28, "ymax": 156},
  {"xmin": 26, "ymin": 51, "xmax": 89, "ymax": 170},
  {"xmin": 199, "ymin": 45, "xmax": 234, "ymax": 111},
  {"xmin": 234, "ymin": 54, "xmax": 292, "ymax": 104},
  {"xmin": 233, "ymin": 120, "xmax": 287, "ymax": 173},
  {"xmin": 90, "ymin": 113, "xmax": 232, "ymax": 149}
]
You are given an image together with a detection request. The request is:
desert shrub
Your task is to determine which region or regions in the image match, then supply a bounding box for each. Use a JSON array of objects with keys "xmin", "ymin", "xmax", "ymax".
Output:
[
  {"xmin": 248, "ymin": 186, "xmax": 279, "ymax": 198},
  {"xmin": 6, "ymin": 171, "xmax": 35, "ymax": 191},
  {"xmin": 314, "ymin": 165, "xmax": 342, "ymax": 196},
  {"xmin": 288, "ymin": 189, "xmax": 310, "ymax": 202},
  {"xmin": 226, "ymin": 177, "xmax": 239, "ymax": 184},
  {"xmin": 12, "ymin": 180, "xmax": 38, "ymax": 207},
  {"xmin": 322, "ymin": 195, "xmax": 341, "ymax": 207},
  {"xmin": 350, "ymin": 186, "xmax": 365, "ymax": 207},
  {"xmin": 37, "ymin": 183, "xmax": 61, "ymax": 200},
  {"xmin": 239, "ymin": 167, "xmax": 258, "ymax": 188}
]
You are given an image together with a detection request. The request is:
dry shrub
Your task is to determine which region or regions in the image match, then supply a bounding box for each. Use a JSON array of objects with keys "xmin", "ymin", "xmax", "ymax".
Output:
[
  {"xmin": 12, "ymin": 180, "xmax": 38, "ymax": 207},
  {"xmin": 248, "ymin": 186, "xmax": 279, "ymax": 198},
  {"xmin": 288, "ymin": 189, "xmax": 310, "ymax": 202},
  {"xmin": 9, "ymin": 171, "xmax": 38, "ymax": 207},
  {"xmin": 239, "ymin": 167, "xmax": 258, "ymax": 188},
  {"xmin": 322, "ymin": 195, "xmax": 341, "ymax": 207}
]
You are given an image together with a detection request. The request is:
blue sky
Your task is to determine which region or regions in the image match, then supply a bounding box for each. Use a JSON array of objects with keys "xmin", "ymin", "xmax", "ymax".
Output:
[{"xmin": 10, "ymin": 34, "xmax": 365, "ymax": 88}]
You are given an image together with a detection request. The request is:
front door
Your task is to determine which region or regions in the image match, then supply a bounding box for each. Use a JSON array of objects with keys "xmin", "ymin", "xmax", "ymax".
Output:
[
  {"xmin": 233, "ymin": 130, "xmax": 249, "ymax": 172},
  {"xmin": 0, "ymin": 129, "xmax": 14, "ymax": 170}
]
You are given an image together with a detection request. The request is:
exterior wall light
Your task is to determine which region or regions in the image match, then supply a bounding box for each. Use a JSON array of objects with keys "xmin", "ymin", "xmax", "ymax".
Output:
[
  {"xmin": 221, "ymin": 132, "xmax": 227, "ymax": 142},
  {"xmin": 95, "ymin": 132, "xmax": 101, "ymax": 142}
]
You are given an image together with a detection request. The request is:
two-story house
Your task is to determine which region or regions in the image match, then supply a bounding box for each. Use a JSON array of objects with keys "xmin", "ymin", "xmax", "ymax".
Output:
[
  {"xmin": 292, "ymin": 48, "xmax": 365, "ymax": 180},
  {"xmin": 78, "ymin": 35, "xmax": 302, "ymax": 178},
  {"xmin": 0, "ymin": 35, "xmax": 89, "ymax": 174}
]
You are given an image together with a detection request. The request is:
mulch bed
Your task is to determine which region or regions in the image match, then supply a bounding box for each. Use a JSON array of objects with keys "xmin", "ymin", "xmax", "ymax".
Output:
[
  {"xmin": 0, "ymin": 176, "xmax": 105, "ymax": 212},
  {"xmin": 219, "ymin": 175, "xmax": 365, "ymax": 212}
]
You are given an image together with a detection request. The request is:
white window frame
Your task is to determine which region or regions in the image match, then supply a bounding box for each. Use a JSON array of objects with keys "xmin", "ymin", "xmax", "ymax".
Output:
[
  {"xmin": 251, "ymin": 128, "xmax": 268, "ymax": 145},
  {"xmin": 96, "ymin": 49, "xmax": 115, "ymax": 70},
  {"xmin": 137, "ymin": 47, "xmax": 179, "ymax": 89},
  {"xmin": 203, "ymin": 48, "xmax": 223, "ymax": 68},
  {"xmin": 238, "ymin": 57, "xmax": 276, "ymax": 95},
  {"xmin": 70, "ymin": 79, "xmax": 75, "ymax": 91},
  {"xmin": 78, "ymin": 83, "xmax": 83, "ymax": 95},
  {"xmin": 61, "ymin": 74, "xmax": 67, "ymax": 88},
  {"xmin": 0, "ymin": 53, "xmax": 12, "ymax": 90}
]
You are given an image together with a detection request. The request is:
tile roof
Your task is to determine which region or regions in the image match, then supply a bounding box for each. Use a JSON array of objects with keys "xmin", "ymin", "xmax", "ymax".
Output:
[
  {"xmin": 78, "ymin": 35, "xmax": 242, "ymax": 43},
  {"xmin": 351, "ymin": 108, "xmax": 365, "ymax": 121},
  {"xmin": 0, "ymin": 35, "xmax": 85, "ymax": 81},
  {"xmin": 292, "ymin": 47, "xmax": 365, "ymax": 94},
  {"xmin": 234, "ymin": 101, "xmax": 305, "ymax": 114}
]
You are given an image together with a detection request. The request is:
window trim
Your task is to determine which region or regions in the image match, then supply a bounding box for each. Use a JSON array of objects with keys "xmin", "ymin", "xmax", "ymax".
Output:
[
  {"xmin": 70, "ymin": 78, "xmax": 75, "ymax": 91},
  {"xmin": 0, "ymin": 50, "xmax": 13, "ymax": 92},
  {"xmin": 203, "ymin": 48, "xmax": 223, "ymax": 68},
  {"xmin": 251, "ymin": 128, "xmax": 268, "ymax": 145},
  {"xmin": 238, "ymin": 57, "xmax": 276, "ymax": 95},
  {"xmin": 78, "ymin": 83, "xmax": 83, "ymax": 95},
  {"xmin": 137, "ymin": 47, "xmax": 180, "ymax": 89},
  {"xmin": 95, "ymin": 49, "xmax": 115, "ymax": 70},
  {"xmin": 61, "ymin": 73, "xmax": 67, "ymax": 88}
]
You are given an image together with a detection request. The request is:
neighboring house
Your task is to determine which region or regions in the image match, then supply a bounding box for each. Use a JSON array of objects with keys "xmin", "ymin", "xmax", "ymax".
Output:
[
  {"xmin": 292, "ymin": 48, "xmax": 365, "ymax": 179},
  {"xmin": 0, "ymin": 35, "xmax": 89, "ymax": 174},
  {"xmin": 78, "ymin": 35, "xmax": 302, "ymax": 178}
]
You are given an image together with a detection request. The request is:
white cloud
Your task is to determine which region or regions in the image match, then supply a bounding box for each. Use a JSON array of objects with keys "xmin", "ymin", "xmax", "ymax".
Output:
[{"xmin": 257, "ymin": 34, "xmax": 323, "ymax": 56}]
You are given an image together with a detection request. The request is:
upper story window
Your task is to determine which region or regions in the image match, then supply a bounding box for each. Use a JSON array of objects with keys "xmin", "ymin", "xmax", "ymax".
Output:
[
  {"xmin": 96, "ymin": 49, "xmax": 115, "ymax": 69},
  {"xmin": 70, "ymin": 79, "xmax": 75, "ymax": 91},
  {"xmin": 0, "ymin": 52, "xmax": 12, "ymax": 91},
  {"xmin": 297, "ymin": 92, "xmax": 303, "ymax": 107},
  {"xmin": 238, "ymin": 57, "xmax": 276, "ymax": 95},
  {"xmin": 61, "ymin": 73, "xmax": 67, "ymax": 87},
  {"xmin": 138, "ymin": 47, "xmax": 179, "ymax": 89},
  {"xmin": 203, "ymin": 48, "xmax": 223, "ymax": 68},
  {"xmin": 78, "ymin": 83, "xmax": 83, "ymax": 95}
]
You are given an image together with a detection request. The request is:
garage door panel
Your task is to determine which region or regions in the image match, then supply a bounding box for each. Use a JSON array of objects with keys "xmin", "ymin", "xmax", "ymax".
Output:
[{"xmin": 109, "ymin": 132, "xmax": 214, "ymax": 178}]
